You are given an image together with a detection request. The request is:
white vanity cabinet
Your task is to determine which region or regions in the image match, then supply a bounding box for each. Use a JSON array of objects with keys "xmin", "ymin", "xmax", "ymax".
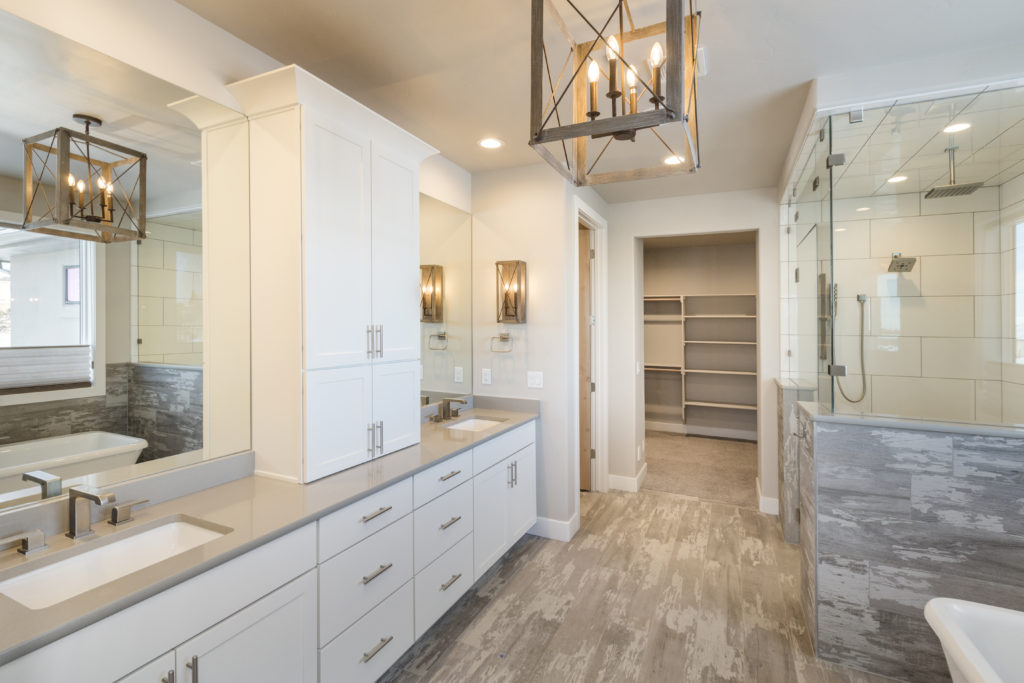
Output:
[{"xmin": 226, "ymin": 66, "xmax": 435, "ymax": 484}]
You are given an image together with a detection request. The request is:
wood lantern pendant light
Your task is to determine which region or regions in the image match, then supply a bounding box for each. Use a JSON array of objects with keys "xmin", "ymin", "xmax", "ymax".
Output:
[{"xmin": 529, "ymin": 0, "xmax": 702, "ymax": 186}]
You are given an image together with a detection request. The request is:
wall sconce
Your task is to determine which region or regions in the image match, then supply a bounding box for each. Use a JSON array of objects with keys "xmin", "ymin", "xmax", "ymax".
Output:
[
  {"xmin": 496, "ymin": 260, "xmax": 526, "ymax": 323},
  {"xmin": 420, "ymin": 265, "xmax": 444, "ymax": 322}
]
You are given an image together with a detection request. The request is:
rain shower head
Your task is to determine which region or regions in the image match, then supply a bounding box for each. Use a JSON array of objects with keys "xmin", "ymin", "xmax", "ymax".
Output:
[
  {"xmin": 925, "ymin": 138, "xmax": 983, "ymax": 199},
  {"xmin": 888, "ymin": 252, "xmax": 916, "ymax": 272},
  {"xmin": 924, "ymin": 182, "xmax": 983, "ymax": 199}
]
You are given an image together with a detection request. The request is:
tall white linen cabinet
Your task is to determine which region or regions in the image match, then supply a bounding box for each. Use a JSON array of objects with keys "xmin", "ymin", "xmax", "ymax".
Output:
[{"xmin": 221, "ymin": 66, "xmax": 437, "ymax": 482}]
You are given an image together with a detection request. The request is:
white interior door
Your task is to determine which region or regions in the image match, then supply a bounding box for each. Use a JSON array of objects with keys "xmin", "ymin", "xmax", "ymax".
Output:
[
  {"xmin": 302, "ymin": 111, "xmax": 373, "ymax": 369},
  {"xmin": 175, "ymin": 571, "xmax": 317, "ymax": 683},
  {"xmin": 371, "ymin": 361, "xmax": 420, "ymax": 456},
  {"xmin": 304, "ymin": 365, "xmax": 373, "ymax": 482},
  {"xmin": 371, "ymin": 147, "xmax": 419, "ymax": 362}
]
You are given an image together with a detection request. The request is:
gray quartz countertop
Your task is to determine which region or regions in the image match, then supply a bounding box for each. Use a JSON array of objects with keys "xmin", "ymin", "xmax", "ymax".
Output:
[{"xmin": 0, "ymin": 408, "xmax": 537, "ymax": 665}]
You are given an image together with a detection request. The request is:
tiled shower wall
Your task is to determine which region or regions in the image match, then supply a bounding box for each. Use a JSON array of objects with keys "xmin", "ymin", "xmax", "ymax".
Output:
[
  {"xmin": 782, "ymin": 178, "xmax": 1024, "ymax": 426},
  {"xmin": 0, "ymin": 363, "xmax": 202, "ymax": 461}
]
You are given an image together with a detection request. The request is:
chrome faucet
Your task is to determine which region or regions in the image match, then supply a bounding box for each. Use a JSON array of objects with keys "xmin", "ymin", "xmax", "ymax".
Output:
[
  {"xmin": 23, "ymin": 470, "xmax": 62, "ymax": 499},
  {"xmin": 67, "ymin": 486, "xmax": 116, "ymax": 539},
  {"xmin": 0, "ymin": 529, "xmax": 47, "ymax": 555}
]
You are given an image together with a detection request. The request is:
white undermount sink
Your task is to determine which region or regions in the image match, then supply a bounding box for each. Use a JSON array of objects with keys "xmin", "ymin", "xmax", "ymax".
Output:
[
  {"xmin": 446, "ymin": 418, "xmax": 504, "ymax": 432},
  {"xmin": 0, "ymin": 516, "xmax": 230, "ymax": 610},
  {"xmin": 925, "ymin": 597, "xmax": 1024, "ymax": 683}
]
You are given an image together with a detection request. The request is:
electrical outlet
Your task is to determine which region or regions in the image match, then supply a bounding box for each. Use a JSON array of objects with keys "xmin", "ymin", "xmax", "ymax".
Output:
[
  {"xmin": 453, "ymin": 366, "xmax": 463, "ymax": 383},
  {"xmin": 527, "ymin": 371, "xmax": 543, "ymax": 389},
  {"xmin": 481, "ymin": 368, "xmax": 491, "ymax": 385}
]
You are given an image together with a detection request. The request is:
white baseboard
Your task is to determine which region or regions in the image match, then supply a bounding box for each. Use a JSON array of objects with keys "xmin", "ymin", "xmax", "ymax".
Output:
[
  {"xmin": 757, "ymin": 477, "xmax": 779, "ymax": 515},
  {"xmin": 645, "ymin": 420, "xmax": 685, "ymax": 434},
  {"xmin": 645, "ymin": 421, "xmax": 756, "ymax": 442},
  {"xmin": 530, "ymin": 510, "xmax": 579, "ymax": 542},
  {"xmin": 608, "ymin": 462, "xmax": 647, "ymax": 493}
]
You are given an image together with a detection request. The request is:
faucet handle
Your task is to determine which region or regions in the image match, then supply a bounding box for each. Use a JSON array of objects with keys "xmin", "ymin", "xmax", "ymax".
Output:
[
  {"xmin": 109, "ymin": 499, "xmax": 149, "ymax": 526},
  {"xmin": 0, "ymin": 529, "xmax": 47, "ymax": 556}
]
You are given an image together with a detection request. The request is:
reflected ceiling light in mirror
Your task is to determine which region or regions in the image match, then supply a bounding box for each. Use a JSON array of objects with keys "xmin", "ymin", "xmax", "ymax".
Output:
[
  {"xmin": 420, "ymin": 265, "xmax": 444, "ymax": 322},
  {"xmin": 887, "ymin": 175, "xmax": 908, "ymax": 183},
  {"xmin": 943, "ymin": 122, "xmax": 971, "ymax": 134},
  {"xmin": 478, "ymin": 138, "xmax": 504, "ymax": 149},
  {"xmin": 496, "ymin": 260, "xmax": 526, "ymax": 323},
  {"xmin": 664, "ymin": 155, "xmax": 685, "ymax": 165},
  {"xmin": 19, "ymin": 114, "xmax": 147, "ymax": 243},
  {"xmin": 856, "ymin": 207, "xmax": 870, "ymax": 212}
]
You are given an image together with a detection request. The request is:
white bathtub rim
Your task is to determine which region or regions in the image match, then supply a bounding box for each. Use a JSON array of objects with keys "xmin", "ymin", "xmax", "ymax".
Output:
[
  {"xmin": 0, "ymin": 432, "xmax": 148, "ymax": 481},
  {"xmin": 925, "ymin": 597, "xmax": 1010, "ymax": 683}
]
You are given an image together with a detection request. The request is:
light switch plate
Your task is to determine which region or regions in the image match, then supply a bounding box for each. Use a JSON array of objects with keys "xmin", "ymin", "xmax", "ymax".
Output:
[
  {"xmin": 481, "ymin": 368, "xmax": 491, "ymax": 385},
  {"xmin": 454, "ymin": 366, "xmax": 463, "ymax": 383},
  {"xmin": 527, "ymin": 371, "xmax": 543, "ymax": 389}
]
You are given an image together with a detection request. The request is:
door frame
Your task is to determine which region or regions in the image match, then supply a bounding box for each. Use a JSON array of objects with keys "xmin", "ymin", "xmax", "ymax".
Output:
[{"xmin": 571, "ymin": 197, "xmax": 609, "ymax": 499}]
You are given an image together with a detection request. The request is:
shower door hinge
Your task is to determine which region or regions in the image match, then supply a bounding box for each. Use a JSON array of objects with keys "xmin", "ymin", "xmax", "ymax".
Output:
[
  {"xmin": 812, "ymin": 176, "xmax": 819, "ymax": 191},
  {"xmin": 794, "ymin": 267, "xmax": 799, "ymax": 283},
  {"xmin": 819, "ymin": 127, "xmax": 825, "ymax": 142},
  {"xmin": 848, "ymin": 108, "xmax": 864, "ymax": 124},
  {"xmin": 826, "ymin": 153, "xmax": 846, "ymax": 168},
  {"xmin": 827, "ymin": 364, "xmax": 848, "ymax": 377}
]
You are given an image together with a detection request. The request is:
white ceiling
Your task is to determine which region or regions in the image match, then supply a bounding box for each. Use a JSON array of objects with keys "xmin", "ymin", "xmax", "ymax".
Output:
[
  {"xmin": 174, "ymin": 0, "xmax": 1024, "ymax": 203},
  {"xmin": 644, "ymin": 230, "xmax": 755, "ymax": 249},
  {"xmin": 0, "ymin": 10, "xmax": 200, "ymax": 212}
]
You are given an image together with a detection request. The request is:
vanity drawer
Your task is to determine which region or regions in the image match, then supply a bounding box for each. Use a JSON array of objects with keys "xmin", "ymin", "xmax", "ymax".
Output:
[
  {"xmin": 414, "ymin": 533, "xmax": 473, "ymax": 638},
  {"xmin": 320, "ymin": 580, "xmax": 414, "ymax": 683},
  {"xmin": 318, "ymin": 477, "xmax": 412, "ymax": 562},
  {"xmin": 319, "ymin": 514, "xmax": 413, "ymax": 646},
  {"xmin": 413, "ymin": 480, "xmax": 473, "ymax": 572},
  {"xmin": 413, "ymin": 449, "xmax": 472, "ymax": 508},
  {"xmin": 472, "ymin": 421, "xmax": 535, "ymax": 474}
]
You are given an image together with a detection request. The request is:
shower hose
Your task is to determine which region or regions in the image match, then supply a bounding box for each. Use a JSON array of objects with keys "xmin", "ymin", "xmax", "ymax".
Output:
[{"xmin": 836, "ymin": 296, "xmax": 866, "ymax": 404}]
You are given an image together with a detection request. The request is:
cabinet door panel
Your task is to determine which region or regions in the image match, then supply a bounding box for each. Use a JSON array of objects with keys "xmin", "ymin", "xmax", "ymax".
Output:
[
  {"xmin": 371, "ymin": 361, "xmax": 420, "ymax": 456},
  {"xmin": 507, "ymin": 444, "xmax": 538, "ymax": 543},
  {"xmin": 414, "ymin": 533, "xmax": 473, "ymax": 638},
  {"xmin": 473, "ymin": 457, "xmax": 511, "ymax": 580},
  {"xmin": 176, "ymin": 571, "xmax": 317, "ymax": 683},
  {"xmin": 303, "ymin": 111, "xmax": 372, "ymax": 369},
  {"xmin": 304, "ymin": 366, "xmax": 373, "ymax": 482},
  {"xmin": 371, "ymin": 148, "xmax": 419, "ymax": 362}
]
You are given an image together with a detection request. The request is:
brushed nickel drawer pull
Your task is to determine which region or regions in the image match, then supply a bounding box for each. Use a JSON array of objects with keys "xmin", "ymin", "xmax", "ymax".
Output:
[
  {"xmin": 185, "ymin": 655, "xmax": 198, "ymax": 682},
  {"xmin": 440, "ymin": 573, "xmax": 462, "ymax": 591},
  {"xmin": 439, "ymin": 469, "xmax": 462, "ymax": 482},
  {"xmin": 439, "ymin": 515, "xmax": 462, "ymax": 531},
  {"xmin": 361, "ymin": 635, "xmax": 394, "ymax": 663},
  {"xmin": 361, "ymin": 562, "xmax": 393, "ymax": 584},
  {"xmin": 162, "ymin": 670, "xmax": 175, "ymax": 683},
  {"xmin": 360, "ymin": 505, "xmax": 392, "ymax": 523}
]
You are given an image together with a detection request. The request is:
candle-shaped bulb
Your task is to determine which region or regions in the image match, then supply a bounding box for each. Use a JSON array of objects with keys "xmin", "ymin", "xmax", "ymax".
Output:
[
  {"xmin": 605, "ymin": 35, "xmax": 619, "ymax": 62},
  {"xmin": 76, "ymin": 180, "xmax": 85, "ymax": 193},
  {"xmin": 67, "ymin": 173, "xmax": 76, "ymax": 187},
  {"xmin": 97, "ymin": 177, "xmax": 106, "ymax": 191},
  {"xmin": 588, "ymin": 60, "xmax": 600, "ymax": 83},
  {"xmin": 649, "ymin": 41, "xmax": 665, "ymax": 68},
  {"xmin": 626, "ymin": 65, "xmax": 637, "ymax": 88},
  {"xmin": 587, "ymin": 60, "xmax": 600, "ymax": 119}
]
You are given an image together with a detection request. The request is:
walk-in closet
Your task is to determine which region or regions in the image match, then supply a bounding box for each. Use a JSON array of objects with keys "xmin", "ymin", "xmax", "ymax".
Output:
[{"xmin": 642, "ymin": 232, "xmax": 759, "ymax": 443}]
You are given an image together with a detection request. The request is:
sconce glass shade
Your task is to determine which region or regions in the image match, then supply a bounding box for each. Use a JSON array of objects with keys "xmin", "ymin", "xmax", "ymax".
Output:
[
  {"xmin": 420, "ymin": 264, "xmax": 444, "ymax": 322},
  {"xmin": 496, "ymin": 260, "xmax": 526, "ymax": 323},
  {"xmin": 22, "ymin": 126, "xmax": 147, "ymax": 244}
]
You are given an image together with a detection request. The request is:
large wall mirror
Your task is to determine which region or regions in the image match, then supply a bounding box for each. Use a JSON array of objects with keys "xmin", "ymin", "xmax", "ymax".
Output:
[
  {"xmin": 420, "ymin": 194, "xmax": 472, "ymax": 406},
  {"xmin": 0, "ymin": 9, "xmax": 221, "ymax": 510}
]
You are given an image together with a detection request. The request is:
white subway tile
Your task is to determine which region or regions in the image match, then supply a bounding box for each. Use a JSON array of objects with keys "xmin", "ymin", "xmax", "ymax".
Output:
[
  {"xmin": 999, "ymin": 172, "xmax": 1024, "ymax": 209},
  {"xmin": 833, "ymin": 193, "xmax": 919, "ymax": 222},
  {"xmin": 138, "ymin": 296, "xmax": 163, "ymax": 326},
  {"xmin": 138, "ymin": 238, "xmax": 163, "ymax": 269},
  {"xmin": 872, "ymin": 296, "xmax": 974, "ymax": 337},
  {"xmin": 872, "ymin": 376, "xmax": 975, "ymax": 422},
  {"xmin": 138, "ymin": 267, "xmax": 176, "ymax": 298},
  {"xmin": 834, "ymin": 334, "xmax": 921, "ymax": 377},
  {"xmin": 833, "ymin": 374, "xmax": 872, "ymax": 415},
  {"xmin": 163, "ymin": 243, "xmax": 201, "ymax": 273},
  {"xmin": 974, "ymin": 211, "xmax": 1001, "ymax": 253},
  {"xmin": 921, "ymin": 338, "xmax": 1002, "ymax": 380},
  {"xmin": 833, "ymin": 220, "xmax": 871, "ymax": 259},
  {"xmin": 146, "ymin": 223, "xmax": 195, "ymax": 245},
  {"xmin": 870, "ymin": 213, "xmax": 973, "ymax": 258},
  {"xmin": 975, "ymin": 380, "xmax": 1002, "ymax": 425},
  {"xmin": 976, "ymin": 295, "xmax": 1003, "ymax": 338},
  {"xmin": 1001, "ymin": 381, "xmax": 1024, "ymax": 426},
  {"xmin": 835, "ymin": 258, "xmax": 920, "ymax": 297},
  {"xmin": 919, "ymin": 254, "xmax": 1000, "ymax": 296}
]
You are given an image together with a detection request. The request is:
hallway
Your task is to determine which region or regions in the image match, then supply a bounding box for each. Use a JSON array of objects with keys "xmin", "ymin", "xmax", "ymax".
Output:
[
  {"xmin": 643, "ymin": 431, "xmax": 758, "ymax": 509},
  {"xmin": 382, "ymin": 488, "xmax": 897, "ymax": 682}
]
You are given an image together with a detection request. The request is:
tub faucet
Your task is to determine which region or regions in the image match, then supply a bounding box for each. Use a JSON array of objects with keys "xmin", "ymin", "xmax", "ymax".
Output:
[
  {"xmin": 23, "ymin": 470, "xmax": 62, "ymax": 499},
  {"xmin": 67, "ymin": 486, "xmax": 116, "ymax": 540}
]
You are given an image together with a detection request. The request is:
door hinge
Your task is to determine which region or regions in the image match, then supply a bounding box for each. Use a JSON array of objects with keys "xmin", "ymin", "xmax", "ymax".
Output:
[
  {"xmin": 589, "ymin": 315, "xmax": 596, "ymax": 326},
  {"xmin": 794, "ymin": 267, "xmax": 800, "ymax": 283},
  {"xmin": 819, "ymin": 127, "xmax": 826, "ymax": 142},
  {"xmin": 812, "ymin": 176, "xmax": 819, "ymax": 191},
  {"xmin": 848, "ymin": 108, "xmax": 864, "ymax": 124},
  {"xmin": 589, "ymin": 248, "xmax": 595, "ymax": 259},
  {"xmin": 590, "ymin": 382, "xmax": 596, "ymax": 392},
  {"xmin": 826, "ymin": 153, "xmax": 846, "ymax": 168},
  {"xmin": 827, "ymin": 364, "xmax": 848, "ymax": 377},
  {"xmin": 590, "ymin": 449, "xmax": 596, "ymax": 460},
  {"xmin": 796, "ymin": 507, "xmax": 801, "ymax": 523}
]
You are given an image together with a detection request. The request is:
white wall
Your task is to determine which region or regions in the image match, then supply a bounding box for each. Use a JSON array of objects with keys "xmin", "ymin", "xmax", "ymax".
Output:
[
  {"xmin": 9, "ymin": 247, "xmax": 81, "ymax": 346},
  {"xmin": 605, "ymin": 187, "xmax": 781, "ymax": 504},
  {"xmin": 421, "ymin": 155, "xmax": 472, "ymax": 214},
  {"xmin": 471, "ymin": 163, "xmax": 607, "ymax": 530}
]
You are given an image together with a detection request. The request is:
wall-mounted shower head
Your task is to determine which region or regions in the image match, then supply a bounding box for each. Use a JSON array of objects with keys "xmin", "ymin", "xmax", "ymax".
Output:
[{"xmin": 888, "ymin": 252, "xmax": 916, "ymax": 273}]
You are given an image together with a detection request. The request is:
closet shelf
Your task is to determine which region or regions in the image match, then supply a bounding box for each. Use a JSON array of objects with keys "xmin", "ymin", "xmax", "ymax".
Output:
[
  {"xmin": 644, "ymin": 315, "xmax": 683, "ymax": 323},
  {"xmin": 644, "ymin": 364, "xmax": 682, "ymax": 373},
  {"xmin": 644, "ymin": 295, "xmax": 682, "ymax": 301},
  {"xmin": 685, "ymin": 340, "xmax": 757, "ymax": 345},
  {"xmin": 685, "ymin": 400, "xmax": 758, "ymax": 411},
  {"xmin": 684, "ymin": 314, "xmax": 756, "ymax": 319},
  {"xmin": 684, "ymin": 369, "xmax": 756, "ymax": 376}
]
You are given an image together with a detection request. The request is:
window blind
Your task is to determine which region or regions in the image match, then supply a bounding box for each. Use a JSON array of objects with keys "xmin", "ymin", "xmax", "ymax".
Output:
[{"xmin": 0, "ymin": 345, "xmax": 93, "ymax": 391}]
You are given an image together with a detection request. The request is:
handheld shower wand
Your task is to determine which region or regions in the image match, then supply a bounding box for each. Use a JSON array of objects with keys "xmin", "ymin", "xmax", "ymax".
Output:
[{"xmin": 836, "ymin": 293, "xmax": 867, "ymax": 404}]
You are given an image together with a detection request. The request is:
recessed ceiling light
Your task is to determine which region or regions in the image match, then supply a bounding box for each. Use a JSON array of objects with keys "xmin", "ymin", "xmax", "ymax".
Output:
[
  {"xmin": 663, "ymin": 155, "xmax": 685, "ymax": 165},
  {"xmin": 943, "ymin": 122, "xmax": 971, "ymax": 134},
  {"xmin": 478, "ymin": 138, "xmax": 504, "ymax": 149},
  {"xmin": 887, "ymin": 175, "xmax": 908, "ymax": 183},
  {"xmin": 856, "ymin": 207, "xmax": 870, "ymax": 212}
]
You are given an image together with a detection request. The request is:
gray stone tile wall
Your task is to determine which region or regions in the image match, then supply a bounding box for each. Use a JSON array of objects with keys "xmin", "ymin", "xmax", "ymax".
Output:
[{"xmin": 805, "ymin": 420, "xmax": 1024, "ymax": 682}]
